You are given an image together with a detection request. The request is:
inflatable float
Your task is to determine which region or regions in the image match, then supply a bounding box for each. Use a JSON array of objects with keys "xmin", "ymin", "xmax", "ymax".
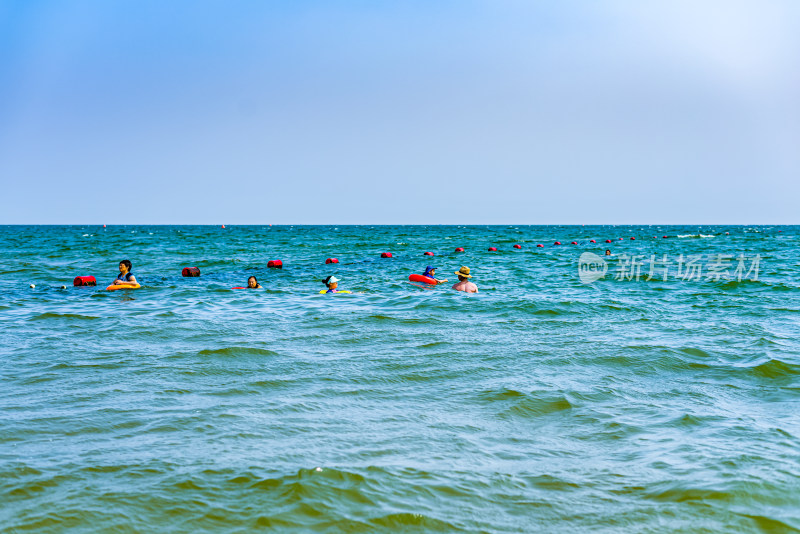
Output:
[
  {"xmin": 319, "ymin": 290, "xmax": 351, "ymax": 294},
  {"xmin": 106, "ymin": 283, "xmax": 141, "ymax": 291},
  {"xmin": 408, "ymin": 274, "xmax": 437, "ymax": 285}
]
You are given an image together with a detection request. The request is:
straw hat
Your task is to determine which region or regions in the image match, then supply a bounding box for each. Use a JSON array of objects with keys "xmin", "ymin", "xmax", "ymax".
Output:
[{"xmin": 454, "ymin": 266, "xmax": 472, "ymax": 278}]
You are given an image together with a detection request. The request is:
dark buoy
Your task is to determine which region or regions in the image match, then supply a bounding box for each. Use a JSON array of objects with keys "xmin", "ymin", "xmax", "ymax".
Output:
[
  {"xmin": 381, "ymin": 252, "xmax": 392, "ymax": 258},
  {"xmin": 267, "ymin": 260, "xmax": 283, "ymax": 268},
  {"xmin": 182, "ymin": 267, "xmax": 201, "ymax": 277},
  {"xmin": 423, "ymin": 251, "xmax": 434, "ymax": 256},
  {"xmin": 455, "ymin": 247, "xmax": 465, "ymax": 252},
  {"xmin": 488, "ymin": 247, "xmax": 497, "ymax": 251},
  {"xmin": 630, "ymin": 237, "xmax": 636, "ymax": 240},
  {"xmin": 589, "ymin": 239, "xmax": 596, "ymax": 243},
  {"xmin": 325, "ymin": 258, "xmax": 339, "ymax": 264},
  {"xmin": 605, "ymin": 239, "xmax": 612, "ymax": 243},
  {"xmin": 570, "ymin": 241, "xmax": 578, "ymax": 245},
  {"xmin": 554, "ymin": 241, "xmax": 562, "ymax": 245},
  {"xmin": 73, "ymin": 276, "xmax": 96, "ymax": 287},
  {"xmin": 536, "ymin": 244, "xmax": 544, "ymax": 248},
  {"xmin": 513, "ymin": 244, "xmax": 522, "ymax": 249}
]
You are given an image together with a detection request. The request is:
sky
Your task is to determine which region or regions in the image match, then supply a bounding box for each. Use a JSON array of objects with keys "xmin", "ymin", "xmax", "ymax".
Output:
[{"xmin": 0, "ymin": 0, "xmax": 798, "ymax": 224}]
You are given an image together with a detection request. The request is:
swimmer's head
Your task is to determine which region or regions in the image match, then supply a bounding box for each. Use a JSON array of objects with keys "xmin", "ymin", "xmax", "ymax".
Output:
[
  {"xmin": 247, "ymin": 276, "xmax": 258, "ymax": 288},
  {"xmin": 324, "ymin": 275, "xmax": 340, "ymax": 289},
  {"xmin": 605, "ymin": 250, "xmax": 611, "ymax": 255},
  {"xmin": 119, "ymin": 259, "xmax": 132, "ymax": 273},
  {"xmin": 423, "ymin": 265, "xmax": 436, "ymax": 278},
  {"xmin": 454, "ymin": 266, "xmax": 471, "ymax": 281}
]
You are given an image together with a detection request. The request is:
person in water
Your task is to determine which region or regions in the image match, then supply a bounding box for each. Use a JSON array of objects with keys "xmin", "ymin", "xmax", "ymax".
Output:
[
  {"xmin": 247, "ymin": 276, "xmax": 262, "ymax": 289},
  {"xmin": 112, "ymin": 259, "xmax": 138, "ymax": 285},
  {"xmin": 323, "ymin": 275, "xmax": 343, "ymax": 293},
  {"xmin": 605, "ymin": 249, "xmax": 612, "ymax": 256},
  {"xmin": 452, "ymin": 266, "xmax": 478, "ymax": 293},
  {"xmin": 421, "ymin": 266, "xmax": 448, "ymax": 284}
]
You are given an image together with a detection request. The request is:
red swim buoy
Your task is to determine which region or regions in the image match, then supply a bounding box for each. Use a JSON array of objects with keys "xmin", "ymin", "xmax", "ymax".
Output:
[
  {"xmin": 536, "ymin": 244, "xmax": 544, "ymax": 248},
  {"xmin": 455, "ymin": 247, "xmax": 465, "ymax": 252},
  {"xmin": 325, "ymin": 258, "xmax": 339, "ymax": 264},
  {"xmin": 267, "ymin": 260, "xmax": 283, "ymax": 268},
  {"xmin": 423, "ymin": 251, "xmax": 434, "ymax": 256},
  {"xmin": 570, "ymin": 241, "xmax": 578, "ymax": 245},
  {"xmin": 103, "ymin": 224, "xmax": 106, "ymax": 228},
  {"xmin": 725, "ymin": 232, "xmax": 730, "ymax": 235},
  {"xmin": 605, "ymin": 239, "xmax": 612, "ymax": 243},
  {"xmin": 663, "ymin": 235, "xmax": 669, "ymax": 238},
  {"xmin": 630, "ymin": 237, "xmax": 635, "ymax": 240},
  {"xmin": 222, "ymin": 225, "xmax": 225, "ymax": 229},
  {"xmin": 181, "ymin": 267, "xmax": 201, "ymax": 277},
  {"xmin": 554, "ymin": 241, "xmax": 562, "ymax": 245},
  {"xmin": 589, "ymin": 239, "xmax": 596, "ymax": 243},
  {"xmin": 618, "ymin": 237, "xmax": 623, "ymax": 240},
  {"xmin": 73, "ymin": 276, "xmax": 96, "ymax": 287},
  {"xmin": 513, "ymin": 244, "xmax": 522, "ymax": 249},
  {"xmin": 488, "ymin": 247, "xmax": 497, "ymax": 251},
  {"xmin": 381, "ymin": 252, "xmax": 392, "ymax": 258}
]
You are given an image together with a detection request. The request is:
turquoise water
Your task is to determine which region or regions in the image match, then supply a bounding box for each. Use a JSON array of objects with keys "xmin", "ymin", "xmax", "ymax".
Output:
[{"xmin": 1, "ymin": 225, "xmax": 798, "ymax": 532}]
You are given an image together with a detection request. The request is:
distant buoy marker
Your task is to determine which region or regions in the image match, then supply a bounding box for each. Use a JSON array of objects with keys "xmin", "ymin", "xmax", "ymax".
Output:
[
  {"xmin": 381, "ymin": 252, "xmax": 392, "ymax": 258},
  {"xmin": 513, "ymin": 244, "xmax": 522, "ymax": 249}
]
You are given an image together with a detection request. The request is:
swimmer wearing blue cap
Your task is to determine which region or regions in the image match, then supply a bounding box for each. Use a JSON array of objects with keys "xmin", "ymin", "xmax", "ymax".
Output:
[{"xmin": 422, "ymin": 266, "xmax": 449, "ymax": 284}]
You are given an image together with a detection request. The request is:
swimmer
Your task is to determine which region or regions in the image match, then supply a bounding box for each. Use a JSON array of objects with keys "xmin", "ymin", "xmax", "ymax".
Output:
[
  {"xmin": 247, "ymin": 276, "xmax": 262, "ymax": 289},
  {"xmin": 112, "ymin": 259, "xmax": 138, "ymax": 285},
  {"xmin": 323, "ymin": 275, "xmax": 342, "ymax": 293},
  {"xmin": 451, "ymin": 266, "xmax": 478, "ymax": 293},
  {"xmin": 421, "ymin": 265, "xmax": 448, "ymax": 284},
  {"xmin": 605, "ymin": 249, "xmax": 612, "ymax": 256}
]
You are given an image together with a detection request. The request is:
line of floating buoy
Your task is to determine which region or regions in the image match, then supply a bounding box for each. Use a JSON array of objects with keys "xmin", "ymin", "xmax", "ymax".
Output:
[
  {"xmin": 423, "ymin": 251, "xmax": 434, "ymax": 256},
  {"xmin": 488, "ymin": 247, "xmax": 497, "ymax": 251},
  {"xmin": 325, "ymin": 258, "xmax": 339, "ymax": 264},
  {"xmin": 513, "ymin": 244, "xmax": 521, "ymax": 249},
  {"xmin": 381, "ymin": 252, "xmax": 392, "ymax": 258},
  {"xmin": 267, "ymin": 260, "xmax": 282, "ymax": 268}
]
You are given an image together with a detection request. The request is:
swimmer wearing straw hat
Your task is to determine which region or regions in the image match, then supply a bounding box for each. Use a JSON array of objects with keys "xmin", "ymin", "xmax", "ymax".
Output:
[{"xmin": 451, "ymin": 266, "xmax": 478, "ymax": 293}]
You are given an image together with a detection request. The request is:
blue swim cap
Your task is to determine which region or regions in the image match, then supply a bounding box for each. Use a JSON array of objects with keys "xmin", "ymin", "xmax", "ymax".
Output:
[{"xmin": 423, "ymin": 266, "xmax": 436, "ymax": 277}]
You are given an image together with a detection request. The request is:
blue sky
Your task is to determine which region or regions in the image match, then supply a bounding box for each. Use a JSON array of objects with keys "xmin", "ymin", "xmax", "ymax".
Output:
[{"xmin": 1, "ymin": 1, "xmax": 798, "ymax": 224}]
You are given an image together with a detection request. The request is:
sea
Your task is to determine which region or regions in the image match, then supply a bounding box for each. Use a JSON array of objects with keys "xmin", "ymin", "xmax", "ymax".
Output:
[{"xmin": 1, "ymin": 225, "xmax": 798, "ymax": 533}]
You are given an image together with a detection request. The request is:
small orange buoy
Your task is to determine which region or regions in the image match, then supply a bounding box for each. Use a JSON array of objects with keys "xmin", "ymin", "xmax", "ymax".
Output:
[{"xmin": 222, "ymin": 225, "xmax": 226, "ymax": 229}]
